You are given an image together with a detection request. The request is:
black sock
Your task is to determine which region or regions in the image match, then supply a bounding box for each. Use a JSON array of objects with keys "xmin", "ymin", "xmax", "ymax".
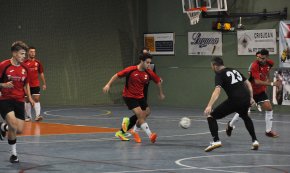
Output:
[
  {"xmin": 207, "ymin": 117, "xmax": 219, "ymax": 142},
  {"xmin": 241, "ymin": 115, "xmax": 257, "ymax": 142},
  {"xmin": 120, "ymin": 115, "xmax": 138, "ymax": 133}
]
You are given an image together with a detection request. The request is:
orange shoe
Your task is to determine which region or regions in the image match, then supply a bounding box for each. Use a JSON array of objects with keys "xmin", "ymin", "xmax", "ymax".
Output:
[
  {"xmin": 131, "ymin": 131, "xmax": 142, "ymax": 143},
  {"xmin": 150, "ymin": 133, "xmax": 157, "ymax": 143}
]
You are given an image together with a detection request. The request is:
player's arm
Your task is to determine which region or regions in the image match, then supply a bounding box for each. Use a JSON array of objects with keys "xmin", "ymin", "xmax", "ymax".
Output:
[
  {"xmin": 156, "ymin": 82, "xmax": 165, "ymax": 100},
  {"xmin": 149, "ymin": 70, "xmax": 165, "ymax": 100},
  {"xmin": 102, "ymin": 73, "xmax": 119, "ymax": 93},
  {"xmin": 25, "ymin": 83, "xmax": 35, "ymax": 107},
  {"xmin": 244, "ymin": 79, "xmax": 255, "ymax": 106},
  {"xmin": 0, "ymin": 81, "xmax": 14, "ymax": 88},
  {"xmin": 204, "ymin": 86, "xmax": 221, "ymax": 116},
  {"xmin": 40, "ymin": 73, "xmax": 47, "ymax": 90},
  {"xmin": 251, "ymin": 63, "xmax": 279, "ymax": 87}
]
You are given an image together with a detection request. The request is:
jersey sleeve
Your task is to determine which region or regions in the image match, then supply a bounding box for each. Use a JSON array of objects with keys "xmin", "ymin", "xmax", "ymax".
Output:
[
  {"xmin": 147, "ymin": 69, "xmax": 161, "ymax": 84},
  {"xmin": 37, "ymin": 60, "xmax": 44, "ymax": 73},
  {"xmin": 266, "ymin": 59, "xmax": 274, "ymax": 67},
  {"xmin": 117, "ymin": 66, "xmax": 136, "ymax": 77},
  {"xmin": 214, "ymin": 74, "xmax": 223, "ymax": 87},
  {"xmin": 250, "ymin": 62, "xmax": 260, "ymax": 80}
]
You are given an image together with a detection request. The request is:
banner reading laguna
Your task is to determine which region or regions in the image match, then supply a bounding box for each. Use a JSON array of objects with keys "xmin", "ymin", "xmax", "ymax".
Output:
[
  {"xmin": 237, "ymin": 29, "xmax": 276, "ymax": 55},
  {"xmin": 144, "ymin": 33, "xmax": 174, "ymax": 55},
  {"xmin": 188, "ymin": 32, "xmax": 222, "ymax": 56},
  {"xmin": 279, "ymin": 21, "xmax": 290, "ymax": 67}
]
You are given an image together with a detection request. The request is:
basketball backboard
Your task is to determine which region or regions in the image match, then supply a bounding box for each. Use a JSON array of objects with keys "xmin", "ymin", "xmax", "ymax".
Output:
[{"xmin": 182, "ymin": 0, "xmax": 227, "ymax": 13}]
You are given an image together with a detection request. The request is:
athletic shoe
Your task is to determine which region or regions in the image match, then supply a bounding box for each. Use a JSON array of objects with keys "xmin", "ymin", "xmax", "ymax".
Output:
[
  {"xmin": 35, "ymin": 115, "xmax": 43, "ymax": 122},
  {"xmin": 204, "ymin": 141, "xmax": 222, "ymax": 152},
  {"xmin": 0, "ymin": 122, "xmax": 6, "ymax": 140},
  {"xmin": 25, "ymin": 117, "xmax": 31, "ymax": 122},
  {"xmin": 149, "ymin": 133, "xmax": 157, "ymax": 143},
  {"xmin": 226, "ymin": 121, "xmax": 234, "ymax": 137},
  {"xmin": 9, "ymin": 155, "xmax": 19, "ymax": 163},
  {"xmin": 265, "ymin": 131, "xmax": 279, "ymax": 138},
  {"xmin": 251, "ymin": 140, "xmax": 259, "ymax": 150},
  {"xmin": 121, "ymin": 117, "xmax": 129, "ymax": 133},
  {"xmin": 115, "ymin": 131, "xmax": 129, "ymax": 141},
  {"xmin": 131, "ymin": 131, "xmax": 142, "ymax": 143}
]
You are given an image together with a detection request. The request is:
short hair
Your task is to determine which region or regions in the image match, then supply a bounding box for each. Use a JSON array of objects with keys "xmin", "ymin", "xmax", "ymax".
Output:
[
  {"xmin": 139, "ymin": 53, "xmax": 153, "ymax": 61},
  {"xmin": 11, "ymin": 41, "xmax": 28, "ymax": 52},
  {"xmin": 29, "ymin": 46, "xmax": 36, "ymax": 50},
  {"xmin": 256, "ymin": 51, "xmax": 261, "ymax": 56},
  {"xmin": 260, "ymin": 49, "xmax": 269, "ymax": 56},
  {"xmin": 211, "ymin": 57, "xmax": 224, "ymax": 66}
]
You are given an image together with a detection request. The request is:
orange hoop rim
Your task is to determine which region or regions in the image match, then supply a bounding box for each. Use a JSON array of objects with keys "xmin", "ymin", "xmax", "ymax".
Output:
[{"xmin": 186, "ymin": 7, "xmax": 207, "ymax": 12}]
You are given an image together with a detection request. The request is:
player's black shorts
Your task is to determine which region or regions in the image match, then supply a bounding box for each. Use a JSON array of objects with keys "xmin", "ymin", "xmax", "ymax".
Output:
[
  {"xmin": 30, "ymin": 86, "xmax": 41, "ymax": 95},
  {"xmin": 123, "ymin": 97, "xmax": 148, "ymax": 110},
  {"xmin": 0, "ymin": 100, "xmax": 25, "ymax": 120},
  {"xmin": 211, "ymin": 99, "xmax": 249, "ymax": 120},
  {"xmin": 254, "ymin": 92, "xmax": 269, "ymax": 104}
]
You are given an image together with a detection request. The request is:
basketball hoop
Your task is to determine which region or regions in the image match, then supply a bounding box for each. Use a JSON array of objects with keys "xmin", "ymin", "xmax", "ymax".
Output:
[{"xmin": 186, "ymin": 7, "xmax": 207, "ymax": 25}]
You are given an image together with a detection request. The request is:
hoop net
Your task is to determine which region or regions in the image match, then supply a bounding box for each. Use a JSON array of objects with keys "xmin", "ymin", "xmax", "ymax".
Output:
[{"xmin": 186, "ymin": 7, "xmax": 207, "ymax": 25}]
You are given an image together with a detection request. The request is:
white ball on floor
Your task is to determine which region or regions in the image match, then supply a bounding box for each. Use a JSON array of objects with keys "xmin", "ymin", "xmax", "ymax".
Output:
[{"xmin": 179, "ymin": 117, "xmax": 191, "ymax": 129}]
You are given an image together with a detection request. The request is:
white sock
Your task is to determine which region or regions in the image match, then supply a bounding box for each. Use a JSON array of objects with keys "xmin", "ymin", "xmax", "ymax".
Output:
[
  {"xmin": 141, "ymin": 123, "xmax": 152, "ymax": 137},
  {"xmin": 34, "ymin": 102, "xmax": 41, "ymax": 116},
  {"xmin": 133, "ymin": 125, "xmax": 141, "ymax": 132},
  {"xmin": 1, "ymin": 123, "xmax": 8, "ymax": 131},
  {"xmin": 265, "ymin": 111, "xmax": 273, "ymax": 133},
  {"xmin": 11, "ymin": 144, "xmax": 17, "ymax": 156},
  {"xmin": 230, "ymin": 113, "xmax": 240, "ymax": 127},
  {"xmin": 25, "ymin": 102, "xmax": 32, "ymax": 118}
]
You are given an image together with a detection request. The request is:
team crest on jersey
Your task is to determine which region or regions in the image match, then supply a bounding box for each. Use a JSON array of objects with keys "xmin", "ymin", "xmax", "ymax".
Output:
[
  {"xmin": 35, "ymin": 62, "xmax": 38, "ymax": 66},
  {"xmin": 144, "ymin": 75, "xmax": 148, "ymax": 80},
  {"xmin": 22, "ymin": 69, "xmax": 26, "ymax": 74}
]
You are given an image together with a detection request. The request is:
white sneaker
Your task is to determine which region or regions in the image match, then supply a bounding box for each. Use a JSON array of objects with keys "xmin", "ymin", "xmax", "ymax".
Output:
[
  {"xmin": 35, "ymin": 115, "xmax": 43, "ymax": 122},
  {"xmin": 205, "ymin": 141, "xmax": 222, "ymax": 152},
  {"xmin": 25, "ymin": 117, "xmax": 31, "ymax": 122},
  {"xmin": 251, "ymin": 140, "xmax": 259, "ymax": 150}
]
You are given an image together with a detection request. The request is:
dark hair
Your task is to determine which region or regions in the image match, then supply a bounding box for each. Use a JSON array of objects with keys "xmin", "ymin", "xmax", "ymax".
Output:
[
  {"xmin": 211, "ymin": 57, "xmax": 224, "ymax": 66},
  {"xmin": 29, "ymin": 46, "xmax": 36, "ymax": 50},
  {"xmin": 260, "ymin": 49, "xmax": 269, "ymax": 56},
  {"xmin": 11, "ymin": 41, "xmax": 28, "ymax": 52},
  {"xmin": 139, "ymin": 53, "xmax": 153, "ymax": 61},
  {"xmin": 256, "ymin": 51, "xmax": 261, "ymax": 56}
]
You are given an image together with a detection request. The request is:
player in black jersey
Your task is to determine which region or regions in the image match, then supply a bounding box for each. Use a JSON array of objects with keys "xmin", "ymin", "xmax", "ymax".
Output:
[{"xmin": 203, "ymin": 57, "xmax": 259, "ymax": 152}]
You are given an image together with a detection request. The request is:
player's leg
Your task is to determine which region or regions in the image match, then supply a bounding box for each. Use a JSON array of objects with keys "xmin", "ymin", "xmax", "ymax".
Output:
[
  {"xmin": 255, "ymin": 92, "xmax": 278, "ymax": 137},
  {"xmin": 24, "ymin": 96, "xmax": 32, "ymax": 121},
  {"xmin": 5, "ymin": 101, "xmax": 25, "ymax": 163},
  {"xmin": 31, "ymin": 87, "xmax": 43, "ymax": 121},
  {"xmin": 238, "ymin": 107, "xmax": 259, "ymax": 150},
  {"xmin": 205, "ymin": 100, "xmax": 234, "ymax": 152},
  {"xmin": 227, "ymin": 113, "xmax": 239, "ymax": 136}
]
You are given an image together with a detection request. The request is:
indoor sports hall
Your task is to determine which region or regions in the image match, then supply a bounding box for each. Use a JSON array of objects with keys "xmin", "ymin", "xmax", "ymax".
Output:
[{"xmin": 0, "ymin": 0, "xmax": 290, "ymax": 173}]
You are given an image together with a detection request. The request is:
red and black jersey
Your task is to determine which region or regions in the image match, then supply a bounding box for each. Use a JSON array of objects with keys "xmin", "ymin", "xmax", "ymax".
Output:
[
  {"xmin": 0, "ymin": 59, "xmax": 29, "ymax": 102},
  {"xmin": 23, "ymin": 58, "xmax": 44, "ymax": 87},
  {"xmin": 117, "ymin": 66, "xmax": 161, "ymax": 99},
  {"xmin": 250, "ymin": 59, "xmax": 274, "ymax": 95}
]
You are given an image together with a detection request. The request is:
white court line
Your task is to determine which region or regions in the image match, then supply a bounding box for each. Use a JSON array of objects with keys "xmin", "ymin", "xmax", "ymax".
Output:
[
  {"xmin": 175, "ymin": 153, "xmax": 290, "ymax": 173},
  {"xmin": 44, "ymin": 108, "xmax": 111, "ymax": 118}
]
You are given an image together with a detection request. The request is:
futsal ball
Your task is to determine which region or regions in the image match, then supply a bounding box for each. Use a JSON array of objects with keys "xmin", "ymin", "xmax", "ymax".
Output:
[{"xmin": 179, "ymin": 117, "xmax": 191, "ymax": 129}]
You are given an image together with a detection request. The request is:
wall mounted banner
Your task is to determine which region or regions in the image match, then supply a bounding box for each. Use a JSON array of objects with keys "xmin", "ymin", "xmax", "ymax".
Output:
[
  {"xmin": 188, "ymin": 32, "xmax": 222, "ymax": 56},
  {"xmin": 237, "ymin": 29, "xmax": 277, "ymax": 55},
  {"xmin": 144, "ymin": 33, "xmax": 175, "ymax": 55},
  {"xmin": 273, "ymin": 69, "xmax": 290, "ymax": 105},
  {"xmin": 279, "ymin": 21, "xmax": 290, "ymax": 67}
]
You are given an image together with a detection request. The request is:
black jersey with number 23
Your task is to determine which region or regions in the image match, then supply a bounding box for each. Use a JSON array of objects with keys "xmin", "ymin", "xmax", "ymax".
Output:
[{"xmin": 215, "ymin": 68, "xmax": 250, "ymax": 101}]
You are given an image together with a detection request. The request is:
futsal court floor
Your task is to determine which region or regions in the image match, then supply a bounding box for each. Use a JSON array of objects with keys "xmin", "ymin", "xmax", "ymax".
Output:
[{"xmin": 0, "ymin": 105, "xmax": 289, "ymax": 173}]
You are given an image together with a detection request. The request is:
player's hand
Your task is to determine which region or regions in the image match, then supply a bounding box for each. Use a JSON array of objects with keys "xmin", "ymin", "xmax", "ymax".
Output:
[
  {"xmin": 159, "ymin": 93, "xmax": 165, "ymax": 100},
  {"xmin": 29, "ymin": 98, "xmax": 35, "ymax": 107},
  {"xmin": 250, "ymin": 98, "xmax": 255, "ymax": 107},
  {"xmin": 42, "ymin": 84, "xmax": 47, "ymax": 90},
  {"xmin": 102, "ymin": 85, "xmax": 110, "ymax": 93},
  {"xmin": 204, "ymin": 106, "xmax": 212, "ymax": 117},
  {"xmin": 1, "ymin": 81, "xmax": 14, "ymax": 88}
]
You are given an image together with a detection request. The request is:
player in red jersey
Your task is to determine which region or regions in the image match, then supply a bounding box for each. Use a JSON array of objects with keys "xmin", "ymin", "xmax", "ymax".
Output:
[
  {"xmin": 227, "ymin": 49, "xmax": 282, "ymax": 138},
  {"xmin": 0, "ymin": 41, "xmax": 35, "ymax": 163},
  {"xmin": 23, "ymin": 47, "xmax": 46, "ymax": 122},
  {"xmin": 103, "ymin": 53, "xmax": 165, "ymax": 143}
]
